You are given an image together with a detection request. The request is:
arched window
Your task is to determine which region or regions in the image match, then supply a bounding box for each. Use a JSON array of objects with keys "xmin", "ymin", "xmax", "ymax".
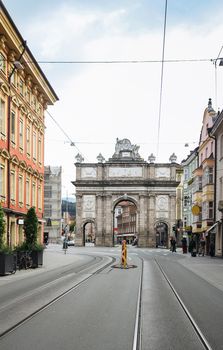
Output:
[{"xmin": 220, "ymin": 134, "xmax": 223, "ymax": 159}]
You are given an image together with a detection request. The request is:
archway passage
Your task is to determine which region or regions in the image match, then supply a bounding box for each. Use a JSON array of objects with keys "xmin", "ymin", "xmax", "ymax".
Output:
[
  {"xmin": 84, "ymin": 222, "xmax": 96, "ymax": 246},
  {"xmin": 113, "ymin": 200, "xmax": 137, "ymax": 245},
  {"xmin": 155, "ymin": 222, "xmax": 168, "ymax": 248}
]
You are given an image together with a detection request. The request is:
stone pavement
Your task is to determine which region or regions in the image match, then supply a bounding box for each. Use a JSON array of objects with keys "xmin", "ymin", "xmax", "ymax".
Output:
[
  {"xmin": 175, "ymin": 249, "xmax": 223, "ymax": 292},
  {"xmin": 1, "ymin": 245, "xmax": 223, "ymax": 293},
  {"xmin": 0, "ymin": 244, "xmax": 80, "ymax": 285}
]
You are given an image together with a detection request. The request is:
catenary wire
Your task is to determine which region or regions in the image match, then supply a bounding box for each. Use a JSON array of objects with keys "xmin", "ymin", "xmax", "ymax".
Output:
[{"xmin": 46, "ymin": 110, "xmax": 86, "ymax": 160}]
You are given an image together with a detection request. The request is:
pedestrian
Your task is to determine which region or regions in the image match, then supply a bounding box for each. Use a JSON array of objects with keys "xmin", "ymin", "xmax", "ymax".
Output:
[
  {"xmin": 181, "ymin": 237, "xmax": 187, "ymax": 254},
  {"xmin": 171, "ymin": 238, "xmax": 176, "ymax": 252},
  {"xmin": 199, "ymin": 238, "xmax": 205, "ymax": 256},
  {"xmin": 189, "ymin": 238, "xmax": 196, "ymax": 257}
]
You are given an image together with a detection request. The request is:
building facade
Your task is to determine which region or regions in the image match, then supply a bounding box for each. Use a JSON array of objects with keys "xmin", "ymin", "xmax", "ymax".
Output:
[
  {"xmin": 44, "ymin": 166, "xmax": 62, "ymax": 244},
  {"xmin": 73, "ymin": 138, "xmax": 181, "ymax": 248},
  {"xmin": 0, "ymin": 2, "xmax": 58, "ymax": 247},
  {"xmin": 189, "ymin": 99, "xmax": 216, "ymax": 253},
  {"xmin": 210, "ymin": 109, "xmax": 223, "ymax": 257},
  {"xmin": 181, "ymin": 147, "xmax": 199, "ymax": 239}
]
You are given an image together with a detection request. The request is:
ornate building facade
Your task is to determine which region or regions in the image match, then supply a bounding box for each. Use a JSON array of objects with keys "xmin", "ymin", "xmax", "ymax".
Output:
[
  {"xmin": 74, "ymin": 138, "xmax": 182, "ymax": 248},
  {"xmin": 0, "ymin": 2, "xmax": 58, "ymax": 247}
]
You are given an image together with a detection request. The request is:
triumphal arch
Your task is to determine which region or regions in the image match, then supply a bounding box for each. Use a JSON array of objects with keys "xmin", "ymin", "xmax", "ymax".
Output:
[{"xmin": 73, "ymin": 138, "xmax": 181, "ymax": 248}]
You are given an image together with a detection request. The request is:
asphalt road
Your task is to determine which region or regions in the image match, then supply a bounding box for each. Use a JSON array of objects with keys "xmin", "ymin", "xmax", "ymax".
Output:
[{"xmin": 0, "ymin": 246, "xmax": 223, "ymax": 350}]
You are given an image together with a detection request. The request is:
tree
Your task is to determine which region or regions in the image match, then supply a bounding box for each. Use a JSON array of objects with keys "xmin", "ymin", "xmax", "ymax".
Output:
[
  {"xmin": 0, "ymin": 204, "xmax": 6, "ymax": 250},
  {"xmin": 23, "ymin": 207, "xmax": 38, "ymax": 249}
]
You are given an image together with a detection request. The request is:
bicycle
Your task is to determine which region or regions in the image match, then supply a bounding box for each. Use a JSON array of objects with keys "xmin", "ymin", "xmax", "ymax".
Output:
[{"xmin": 18, "ymin": 251, "xmax": 33, "ymax": 270}]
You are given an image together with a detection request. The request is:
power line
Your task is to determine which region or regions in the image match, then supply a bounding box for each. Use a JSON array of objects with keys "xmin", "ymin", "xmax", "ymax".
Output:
[
  {"xmin": 156, "ymin": 0, "xmax": 168, "ymax": 159},
  {"xmin": 46, "ymin": 110, "xmax": 86, "ymax": 160},
  {"xmin": 1, "ymin": 57, "xmax": 219, "ymax": 64},
  {"xmin": 22, "ymin": 58, "xmax": 218, "ymax": 64}
]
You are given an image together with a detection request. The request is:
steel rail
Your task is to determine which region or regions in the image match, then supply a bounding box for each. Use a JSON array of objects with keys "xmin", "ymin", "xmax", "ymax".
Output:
[
  {"xmin": 132, "ymin": 257, "xmax": 143, "ymax": 350},
  {"xmin": 0, "ymin": 255, "xmax": 116, "ymax": 338},
  {"xmin": 155, "ymin": 258, "xmax": 213, "ymax": 350},
  {"xmin": 0, "ymin": 254, "xmax": 101, "ymax": 313}
]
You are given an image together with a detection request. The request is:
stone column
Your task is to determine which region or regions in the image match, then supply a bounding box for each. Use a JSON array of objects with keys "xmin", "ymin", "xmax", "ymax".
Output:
[
  {"xmin": 96, "ymin": 194, "xmax": 104, "ymax": 246},
  {"xmin": 148, "ymin": 194, "xmax": 156, "ymax": 247},
  {"xmin": 75, "ymin": 194, "xmax": 83, "ymax": 246},
  {"xmin": 168, "ymin": 195, "xmax": 176, "ymax": 247},
  {"xmin": 104, "ymin": 194, "xmax": 113, "ymax": 246},
  {"xmin": 138, "ymin": 194, "xmax": 147, "ymax": 247}
]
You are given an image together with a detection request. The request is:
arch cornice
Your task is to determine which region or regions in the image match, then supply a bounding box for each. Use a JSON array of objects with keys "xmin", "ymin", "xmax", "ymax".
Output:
[
  {"xmin": 0, "ymin": 81, "xmax": 10, "ymax": 96},
  {"xmin": 0, "ymin": 148, "xmax": 10, "ymax": 159},
  {"xmin": 112, "ymin": 194, "xmax": 138, "ymax": 208},
  {"xmin": 11, "ymin": 154, "xmax": 19, "ymax": 165}
]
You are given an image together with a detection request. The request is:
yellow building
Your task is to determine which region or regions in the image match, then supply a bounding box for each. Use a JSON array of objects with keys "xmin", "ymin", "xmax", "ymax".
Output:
[
  {"xmin": 192, "ymin": 99, "xmax": 216, "ymax": 253},
  {"xmin": 0, "ymin": 2, "xmax": 58, "ymax": 247}
]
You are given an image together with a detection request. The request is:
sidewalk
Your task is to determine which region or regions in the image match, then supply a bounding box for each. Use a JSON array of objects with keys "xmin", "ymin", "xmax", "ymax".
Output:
[
  {"xmin": 176, "ymin": 249, "xmax": 223, "ymax": 292},
  {"xmin": 0, "ymin": 244, "xmax": 81, "ymax": 285}
]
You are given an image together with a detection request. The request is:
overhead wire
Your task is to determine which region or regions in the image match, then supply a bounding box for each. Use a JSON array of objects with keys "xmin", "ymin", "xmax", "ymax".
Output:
[{"xmin": 46, "ymin": 110, "xmax": 86, "ymax": 160}]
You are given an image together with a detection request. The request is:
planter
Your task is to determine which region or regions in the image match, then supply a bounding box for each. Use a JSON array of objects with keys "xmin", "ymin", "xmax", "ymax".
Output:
[
  {"xmin": 31, "ymin": 250, "xmax": 43, "ymax": 268},
  {"xmin": 0, "ymin": 252, "xmax": 15, "ymax": 275}
]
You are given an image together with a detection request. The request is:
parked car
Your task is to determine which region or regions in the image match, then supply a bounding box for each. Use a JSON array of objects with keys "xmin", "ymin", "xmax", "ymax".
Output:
[{"xmin": 67, "ymin": 239, "xmax": 75, "ymax": 246}]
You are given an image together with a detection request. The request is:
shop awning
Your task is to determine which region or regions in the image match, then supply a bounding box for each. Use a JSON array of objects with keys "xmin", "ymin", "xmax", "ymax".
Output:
[{"xmin": 205, "ymin": 221, "xmax": 219, "ymax": 236}]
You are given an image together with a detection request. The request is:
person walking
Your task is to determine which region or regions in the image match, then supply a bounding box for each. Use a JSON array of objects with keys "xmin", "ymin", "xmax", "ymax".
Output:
[
  {"xmin": 171, "ymin": 238, "xmax": 176, "ymax": 252},
  {"xmin": 199, "ymin": 238, "xmax": 205, "ymax": 256},
  {"xmin": 181, "ymin": 237, "xmax": 187, "ymax": 254}
]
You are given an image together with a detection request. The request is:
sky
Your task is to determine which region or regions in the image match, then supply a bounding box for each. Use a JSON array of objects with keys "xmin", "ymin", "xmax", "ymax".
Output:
[{"xmin": 2, "ymin": 0, "xmax": 223, "ymax": 197}]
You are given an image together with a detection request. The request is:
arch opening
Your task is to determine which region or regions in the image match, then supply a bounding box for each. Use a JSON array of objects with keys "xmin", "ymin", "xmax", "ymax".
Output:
[
  {"xmin": 155, "ymin": 221, "xmax": 169, "ymax": 248},
  {"xmin": 83, "ymin": 221, "xmax": 96, "ymax": 246},
  {"xmin": 113, "ymin": 199, "xmax": 138, "ymax": 246}
]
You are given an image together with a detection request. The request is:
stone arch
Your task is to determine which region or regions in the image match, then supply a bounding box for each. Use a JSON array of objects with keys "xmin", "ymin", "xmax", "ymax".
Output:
[
  {"xmin": 113, "ymin": 194, "xmax": 138, "ymax": 245},
  {"xmin": 82, "ymin": 218, "xmax": 96, "ymax": 246},
  {"xmin": 155, "ymin": 220, "xmax": 169, "ymax": 248}
]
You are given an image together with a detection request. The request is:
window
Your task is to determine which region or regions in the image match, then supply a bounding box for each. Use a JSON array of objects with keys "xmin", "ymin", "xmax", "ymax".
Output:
[
  {"xmin": 19, "ymin": 119, "xmax": 24, "ymax": 149},
  {"xmin": 11, "ymin": 110, "xmax": 16, "ymax": 143},
  {"xmin": 26, "ymin": 89, "xmax": 31, "ymax": 104},
  {"xmin": 0, "ymin": 53, "xmax": 6, "ymax": 73},
  {"xmin": 26, "ymin": 178, "xmax": 30, "ymax": 206},
  {"xmin": 33, "ymin": 132, "xmax": 37, "ymax": 160},
  {"xmin": 19, "ymin": 78, "xmax": 24, "ymax": 96},
  {"xmin": 0, "ymin": 98, "xmax": 6, "ymax": 134},
  {"xmin": 203, "ymin": 167, "xmax": 213, "ymax": 185},
  {"xmin": 18, "ymin": 175, "xmax": 23, "ymax": 203},
  {"xmin": 38, "ymin": 185, "xmax": 42, "ymax": 210},
  {"xmin": 10, "ymin": 170, "xmax": 16, "ymax": 201},
  {"xmin": 26, "ymin": 125, "xmax": 31, "ymax": 155},
  {"xmin": 33, "ymin": 96, "xmax": 37, "ymax": 111},
  {"xmin": 209, "ymin": 201, "xmax": 213, "ymax": 219},
  {"xmin": 10, "ymin": 69, "xmax": 16, "ymax": 86},
  {"xmin": 194, "ymin": 175, "xmax": 202, "ymax": 192},
  {"xmin": 220, "ymin": 135, "xmax": 223, "ymax": 159},
  {"xmin": 38, "ymin": 136, "xmax": 42, "ymax": 164},
  {"xmin": 32, "ymin": 182, "xmax": 36, "ymax": 207},
  {"xmin": 44, "ymin": 204, "xmax": 52, "ymax": 217},
  {"xmin": 0, "ymin": 164, "xmax": 5, "ymax": 198}
]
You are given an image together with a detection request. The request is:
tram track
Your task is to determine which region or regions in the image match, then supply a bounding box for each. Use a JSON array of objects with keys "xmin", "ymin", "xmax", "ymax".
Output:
[
  {"xmin": 154, "ymin": 258, "xmax": 213, "ymax": 350},
  {"xmin": 0, "ymin": 254, "xmax": 116, "ymax": 339}
]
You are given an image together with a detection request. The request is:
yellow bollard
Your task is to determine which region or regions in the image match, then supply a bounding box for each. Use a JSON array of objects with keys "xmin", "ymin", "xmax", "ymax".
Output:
[{"xmin": 121, "ymin": 240, "xmax": 127, "ymax": 268}]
